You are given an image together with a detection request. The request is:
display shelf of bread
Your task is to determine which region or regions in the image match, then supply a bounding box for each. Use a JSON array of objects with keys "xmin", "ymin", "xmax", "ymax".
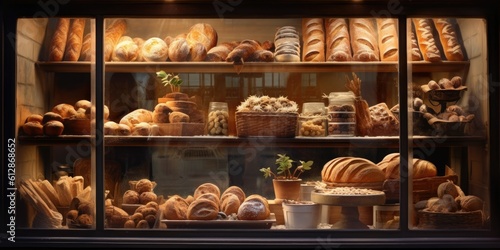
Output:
[
  {"xmin": 377, "ymin": 153, "xmax": 459, "ymax": 203},
  {"xmin": 414, "ymin": 180, "xmax": 485, "ymax": 229},
  {"xmin": 38, "ymin": 17, "xmax": 469, "ymax": 74}
]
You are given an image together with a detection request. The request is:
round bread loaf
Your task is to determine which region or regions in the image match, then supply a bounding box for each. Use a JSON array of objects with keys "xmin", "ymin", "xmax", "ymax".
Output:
[
  {"xmin": 122, "ymin": 190, "xmax": 140, "ymax": 204},
  {"xmin": 142, "ymin": 37, "xmax": 169, "ymax": 62},
  {"xmin": 52, "ymin": 103, "xmax": 78, "ymax": 118},
  {"xmin": 237, "ymin": 194, "xmax": 270, "ymax": 220},
  {"xmin": 23, "ymin": 121, "xmax": 44, "ymax": 136},
  {"xmin": 220, "ymin": 193, "xmax": 241, "ymax": 215},
  {"xmin": 193, "ymin": 183, "xmax": 221, "ymax": 200},
  {"xmin": 25, "ymin": 114, "xmax": 43, "ymax": 123},
  {"xmin": 43, "ymin": 120, "xmax": 64, "ymax": 136},
  {"xmin": 377, "ymin": 153, "xmax": 437, "ymax": 179},
  {"xmin": 221, "ymin": 186, "xmax": 246, "ymax": 204},
  {"xmin": 321, "ymin": 157, "xmax": 385, "ymax": 183},
  {"xmin": 139, "ymin": 191, "xmax": 157, "ymax": 205},
  {"xmin": 187, "ymin": 198, "xmax": 219, "ymax": 220},
  {"xmin": 135, "ymin": 179, "xmax": 154, "ymax": 193}
]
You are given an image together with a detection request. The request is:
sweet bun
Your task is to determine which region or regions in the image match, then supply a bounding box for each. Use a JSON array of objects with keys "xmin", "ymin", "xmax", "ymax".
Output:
[
  {"xmin": 43, "ymin": 120, "xmax": 64, "ymax": 136},
  {"xmin": 163, "ymin": 195, "xmax": 189, "ymax": 220},
  {"xmin": 237, "ymin": 194, "xmax": 270, "ymax": 220},
  {"xmin": 187, "ymin": 198, "xmax": 219, "ymax": 220},
  {"xmin": 142, "ymin": 37, "xmax": 169, "ymax": 62},
  {"xmin": 22, "ymin": 122, "xmax": 43, "ymax": 136},
  {"xmin": 221, "ymin": 186, "xmax": 246, "ymax": 204},
  {"xmin": 220, "ymin": 193, "xmax": 241, "ymax": 215},
  {"xmin": 193, "ymin": 183, "xmax": 220, "ymax": 200}
]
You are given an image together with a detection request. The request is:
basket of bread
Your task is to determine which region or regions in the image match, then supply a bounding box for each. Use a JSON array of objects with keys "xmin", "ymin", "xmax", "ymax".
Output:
[
  {"xmin": 235, "ymin": 95, "xmax": 299, "ymax": 138},
  {"xmin": 422, "ymin": 104, "xmax": 475, "ymax": 136},
  {"xmin": 414, "ymin": 180, "xmax": 485, "ymax": 229}
]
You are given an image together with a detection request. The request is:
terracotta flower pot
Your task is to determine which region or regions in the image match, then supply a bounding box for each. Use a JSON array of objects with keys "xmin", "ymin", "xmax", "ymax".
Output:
[{"xmin": 272, "ymin": 179, "xmax": 301, "ymax": 202}]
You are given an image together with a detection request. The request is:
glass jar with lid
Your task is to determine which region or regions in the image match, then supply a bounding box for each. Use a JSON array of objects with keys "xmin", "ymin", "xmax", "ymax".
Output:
[
  {"xmin": 297, "ymin": 102, "xmax": 327, "ymax": 137},
  {"xmin": 206, "ymin": 102, "xmax": 229, "ymax": 136},
  {"xmin": 327, "ymin": 91, "xmax": 356, "ymax": 136}
]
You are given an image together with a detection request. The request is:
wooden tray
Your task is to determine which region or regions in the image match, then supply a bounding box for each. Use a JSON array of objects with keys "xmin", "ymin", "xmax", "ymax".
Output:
[{"xmin": 161, "ymin": 213, "xmax": 276, "ymax": 229}]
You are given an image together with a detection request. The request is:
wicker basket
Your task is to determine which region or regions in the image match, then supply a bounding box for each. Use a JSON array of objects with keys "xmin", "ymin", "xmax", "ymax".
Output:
[
  {"xmin": 417, "ymin": 210, "xmax": 483, "ymax": 229},
  {"xmin": 235, "ymin": 112, "xmax": 298, "ymax": 137}
]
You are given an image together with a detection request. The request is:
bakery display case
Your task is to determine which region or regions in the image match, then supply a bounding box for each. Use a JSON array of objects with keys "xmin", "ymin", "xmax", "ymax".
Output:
[{"xmin": 2, "ymin": 0, "xmax": 500, "ymax": 248}]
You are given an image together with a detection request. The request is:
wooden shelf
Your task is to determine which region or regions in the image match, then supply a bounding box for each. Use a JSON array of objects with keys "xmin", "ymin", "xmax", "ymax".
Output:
[
  {"xmin": 36, "ymin": 61, "xmax": 470, "ymax": 74},
  {"xmin": 18, "ymin": 135, "xmax": 486, "ymax": 148}
]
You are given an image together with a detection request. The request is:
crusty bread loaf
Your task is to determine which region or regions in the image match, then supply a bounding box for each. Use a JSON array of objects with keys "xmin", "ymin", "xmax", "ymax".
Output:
[
  {"xmin": 221, "ymin": 186, "xmax": 246, "ymax": 204},
  {"xmin": 301, "ymin": 18, "xmax": 325, "ymax": 62},
  {"xmin": 349, "ymin": 18, "xmax": 380, "ymax": 61},
  {"xmin": 410, "ymin": 28, "xmax": 423, "ymax": 61},
  {"xmin": 186, "ymin": 23, "xmax": 218, "ymax": 52},
  {"xmin": 368, "ymin": 102, "xmax": 399, "ymax": 136},
  {"xmin": 163, "ymin": 195, "xmax": 189, "ymax": 220},
  {"xmin": 205, "ymin": 41, "xmax": 240, "ymax": 62},
  {"xmin": 112, "ymin": 39, "xmax": 139, "ymax": 62},
  {"xmin": 43, "ymin": 120, "xmax": 64, "ymax": 136},
  {"xmin": 52, "ymin": 103, "xmax": 78, "ymax": 118},
  {"xmin": 193, "ymin": 183, "xmax": 221, "ymax": 200},
  {"xmin": 412, "ymin": 18, "xmax": 441, "ymax": 62},
  {"xmin": 321, "ymin": 157, "xmax": 386, "ymax": 183},
  {"xmin": 119, "ymin": 109, "xmax": 153, "ymax": 129},
  {"xmin": 168, "ymin": 37, "xmax": 190, "ymax": 62},
  {"xmin": 104, "ymin": 19, "xmax": 127, "ymax": 62},
  {"xmin": 237, "ymin": 194, "xmax": 270, "ymax": 220},
  {"xmin": 79, "ymin": 33, "xmax": 92, "ymax": 61},
  {"xmin": 226, "ymin": 39, "xmax": 262, "ymax": 63},
  {"xmin": 22, "ymin": 122, "xmax": 44, "ymax": 136},
  {"xmin": 220, "ymin": 193, "xmax": 241, "ymax": 215},
  {"xmin": 63, "ymin": 19, "xmax": 86, "ymax": 61},
  {"xmin": 324, "ymin": 18, "xmax": 352, "ymax": 61},
  {"xmin": 376, "ymin": 18, "xmax": 398, "ymax": 61},
  {"xmin": 49, "ymin": 18, "xmax": 71, "ymax": 61},
  {"xmin": 142, "ymin": 37, "xmax": 169, "ymax": 62},
  {"xmin": 187, "ymin": 198, "xmax": 219, "ymax": 220},
  {"xmin": 377, "ymin": 153, "xmax": 437, "ymax": 179},
  {"xmin": 433, "ymin": 18, "xmax": 464, "ymax": 61}
]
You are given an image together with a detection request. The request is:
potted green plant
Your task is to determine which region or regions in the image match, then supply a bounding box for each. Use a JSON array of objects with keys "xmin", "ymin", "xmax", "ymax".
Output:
[
  {"xmin": 156, "ymin": 70, "xmax": 188, "ymax": 102},
  {"xmin": 260, "ymin": 153, "xmax": 313, "ymax": 202}
]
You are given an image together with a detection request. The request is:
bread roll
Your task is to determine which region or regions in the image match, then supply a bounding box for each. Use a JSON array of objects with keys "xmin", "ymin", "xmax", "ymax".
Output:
[
  {"xmin": 226, "ymin": 39, "xmax": 262, "ymax": 63},
  {"xmin": 377, "ymin": 153, "xmax": 437, "ymax": 179},
  {"xmin": 205, "ymin": 41, "xmax": 240, "ymax": 62},
  {"xmin": 52, "ymin": 103, "xmax": 78, "ymax": 118},
  {"xmin": 237, "ymin": 194, "xmax": 270, "ymax": 220},
  {"xmin": 193, "ymin": 183, "xmax": 221, "ymax": 200},
  {"xmin": 169, "ymin": 111, "xmax": 190, "ymax": 123},
  {"xmin": 349, "ymin": 18, "xmax": 380, "ymax": 61},
  {"xmin": 187, "ymin": 198, "xmax": 219, "ymax": 220},
  {"xmin": 376, "ymin": 18, "xmax": 398, "ymax": 61},
  {"xmin": 142, "ymin": 37, "xmax": 169, "ymax": 62},
  {"xmin": 74, "ymin": 100, "xmax": 91, "ymax": 110},
  {"xmin": 22, "ymin": 122, "xmax": 43, "ymax": 136},
  {"xmin": 221, "ymin": 186, "xmax": 246, "ymax": 204},
  {"xmin": 103, "ymin": 19, "xmax": 127, "ymax": 62},
  {"xmin": 324, "ymin": 18, "xmax": 352, "ymax": 61},
  {"xmin": 122, "ymin": 190, "xmax": 140, "ymax": 204},
  {"xmin": 301, "ymin": 18, "xmax": 325, "ymax": 62},
  {"xmin": 220, "ymin": 193, "xmax": 241, "ymax": 215},
  {"xmin": 42, "ymin": 111, "xmax": 63, "ymax": 124},
  {"xmin": 25, "ymin": 114, "xmax": 43, "ymax": 123},
  {"xmin": 64, "ymin": 19, "xmax": 86, "ymax": 61},
  {"xmin": 152, "ymin": 103, "xmax": 173, "ymax": 123},
  {"xmin": 412, "ymin": 18, "xmax": 441, "ymax": 62},
  {"xmin": 163, "ymin": 195, "xmax": 189, "ymax": 220},
  {"xmin": 410, "ymin": 28, "xmax": 423, "ymax": 61},
  {"xmin": 321, "ymin": 157, "xmax": 386, "ymax": 183},
  {"xmin": 116, "ymin": 124, "xmax": 131, "ymax": 135},
  {"xmin": 119, "ymin": 109, "xmax": 153, "ymax": 129},
  {"xmin": 139, "ymin": 191, "xmax": 157, "ymax": 205},
  {"xmin": 433, "ymin": 18, "xmax": 464, "ymax": 61},
  {"xmin": 43, "ymin": 120, "xmax": 64, "ymax": 136},
  {"xmin": 196, "ymin": 193, "xmax": 220, "ymax": 208},
  {"xmin": 131, "ymin": 122, "xmax": 152, "ymax": 136},
  {"xmin": 49, "ymin": 18, "xmax": 71, "ymax": 61},
  {"xmin": 134, "ymin": 179, "xmax": 154, "ymax": 193}
]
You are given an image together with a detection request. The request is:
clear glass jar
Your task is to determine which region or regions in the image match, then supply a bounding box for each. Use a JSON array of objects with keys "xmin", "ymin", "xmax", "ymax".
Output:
[
  {"xmin": 297, "ymin": 102, "xmax": 327, "ymax": 137},
  {"xmin": 206, "ymin": 102, "xmax": 229, "ymax": 136},
  {"xmin": 327, "ymin": 91, "xmax": 356, "ymax": 136}
]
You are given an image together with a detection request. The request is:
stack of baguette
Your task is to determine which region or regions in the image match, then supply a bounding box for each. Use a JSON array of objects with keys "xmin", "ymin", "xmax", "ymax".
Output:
[
  {"xmin": 18, "ymin": 176, "xmax": 90, "ymax": 228},
  {"xmin": 273, "ymin": 26, "xmax": 301, "ymax": 62}
]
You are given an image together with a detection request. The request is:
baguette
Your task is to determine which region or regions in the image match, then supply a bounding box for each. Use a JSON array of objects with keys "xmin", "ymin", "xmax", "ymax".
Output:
[
  {"xmin": 79, "ymin": 33, "xmax": 92, "ymax": 61},
  {"xmin": 349, "ymin": 18, "xmax": 380, "ymax": 61},
  {"xmin": 325, "ymin": 18, "xmax": 352, "ymax": 61},
  {"xmin": 376, "ymin": 18, "xmax": 398, "ymax": 61},
  {"xmin": 64, "ymin": 18, "xmax": 86, "ymax": 61},
  {"xmin": 410, "ymin": 27, "xmax": 423, "ymax": 61},
  {"xmin": 48, "ymin": 18, "xmax": 71, "ymax": 61},
  {"xmin": 433, "ymin": 18, "xmax": 464, "ymax": 61},
  {"xmin": 301, "ymin": 18, "xmax": 325, "ymax": 62},
  {"xmin": 412, "ymin": 18, "xmax": 441, "ymax": 62},
  {"xmin": 104, "ymin": 19, "xmax": 127, "ymax": 62}
]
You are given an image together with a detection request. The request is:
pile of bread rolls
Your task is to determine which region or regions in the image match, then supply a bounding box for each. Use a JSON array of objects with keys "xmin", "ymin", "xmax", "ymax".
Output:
[{"xmin": 161, "ymin": 183, "xmax": 270, "ymax": 222}]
